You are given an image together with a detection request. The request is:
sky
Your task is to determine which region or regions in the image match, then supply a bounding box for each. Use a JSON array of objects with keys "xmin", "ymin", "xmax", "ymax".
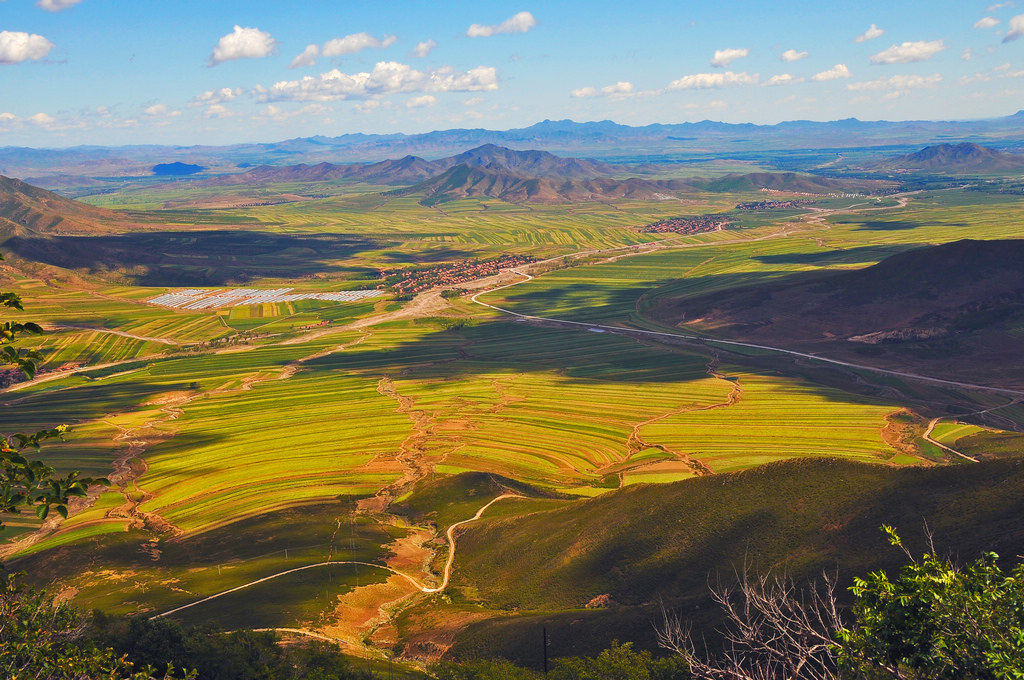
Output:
[{"xmin": 1, "ymin": 0, "xmax": 1022, "ymax": 148}]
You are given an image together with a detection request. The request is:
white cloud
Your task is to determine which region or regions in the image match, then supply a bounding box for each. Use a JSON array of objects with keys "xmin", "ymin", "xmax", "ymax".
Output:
[
  {"xmin": 36, "ymin": 0, "xmax": 82, "ymax": 11},
  {"xmin": 290, "ymin": 44, "xmax": 319, "ymax": 69},
  {"xmin": 405, "ymin": 94, "xmax": 437, "ymax": 108},
  {"xmin": 204, "ymin": 104, "xmax": 234, "ymax": 119},
  {"xmin": 189, "ymin": 87, "xmax": 243, "ymax": 107},
  {"xmin": 28, "ymin": 112, "xmax": 56, "ymax": 126},
  {"xmin": 667, "ymin": 71, "xmax": 759, "ymax": 90},
  {"xmin": 812, "ymin": 63, "xmax": 851, "ymax": 81},
  {"xmin": 257, "ymin": 103, "xmax": 330, "ymax": 122},
  {"xmin": 1005, "ymin": 13, "xmax": 1024, "ymax": 41},
  {"xmin": 0, "ymin": 112, "xmax": 17, "ymax": 122},
  {"xmin": 975, "ymin": 16, "xmax": 1001, "ymax": 29},
  {"xmin": 847, "ymin": 73, "xmax": 943, "ymax": 92},
  {"xmin": 870, "ymin": 40, "xmax": 945, "ymax": 64},
  {"xmin": 765, "ymin": 73, "xmax": 804, "ymax": 86},
  {"xmin": 988, "ymin": 2, "xmax": 1014, "ymax": 10},
  {"xmin": 258, "ymin": 61, "xmax": 499, "ymax": 102},
  {"xmin": 143, "ymin": 104, "xmax": 168, "ymax": 116},
  {"xmin": 0, "ymin": 31, "xmax": 54, "ymax": 64},
  {"xmin": 411, "ymin": 40, "xmax": 437, "ymax": 58},
  {"xmin": 467, "ymin": 11, "xmax": 537, "ymax": 38},
  {"xmin": 353, "ymin": 99, "xmax": 387, "ymax": 114},
  {"xmin": 570, "ymin": 81, "xmax": 634, "ymax": 98},
  {"xmin": 962, "ymin": 47, "xmax": 974, "ymax": 61},
  {"xmin": 462, "ymin": 97, "xmax": 483, "ymax": 106},
  {"xmin": 711, "ymin": 47, "xmax": 749, "ymax": 68},
  {"xmin": 780, "ymin": 49, "xmax": 808, "ymax": 62},
  {"xmin": 209, "ymin": 25, "xmax": 276, "ymax": 66},
  {"xmin": 322, "ymin": 32, "xmax": 397, "ymax": 57},
  {"xmin": 855, "ymin": 24, "xmax": 885, "ymax": 42}
]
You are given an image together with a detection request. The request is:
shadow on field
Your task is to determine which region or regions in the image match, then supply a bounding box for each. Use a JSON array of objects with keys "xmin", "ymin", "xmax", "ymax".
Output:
[
  {"xmin": 753, "ymin": 244, "xmax": 913, "ymax": 266},
  {"xmin": 2, "ymin": 230, "xmax": 385, "ymax": 286},
  {"xmin": 850, "ymin": 219, "xmax": 967, "ymax": 231},
  {"xmin": 0, "ymin": 381, "xmax": 189, "ymax": 428}
]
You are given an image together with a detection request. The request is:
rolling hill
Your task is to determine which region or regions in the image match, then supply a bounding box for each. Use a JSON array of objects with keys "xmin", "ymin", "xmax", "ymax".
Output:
[
  {"xmin": 886, "ymin": 143, "xmax": 1024, "ymax": 173},
  {"xmin": 647, "ymin": 238, "xmax": 1024, "ymax": 388},
  {"xmin": 443, "ymin": 456, "xmax": 1024, "ymax": 660},
  {"xmin": 0, "ymin": 174, "xmax": 124, "ymax": 236}
]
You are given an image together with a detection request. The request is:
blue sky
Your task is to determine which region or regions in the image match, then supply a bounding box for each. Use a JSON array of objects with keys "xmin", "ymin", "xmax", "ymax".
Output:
[{"xmin": 1, "ymin": 0, "xmax": 1022, "ymax": 147}]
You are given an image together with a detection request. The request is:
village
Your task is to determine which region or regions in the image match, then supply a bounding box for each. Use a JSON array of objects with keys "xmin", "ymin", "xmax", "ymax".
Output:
[
  {"xmin": 640, "ymin": 214, "xmax": 732, "ymax": 235},
  {"xmin": 380, "ymin": 254, "xmax": 538, "ymax": 297}
]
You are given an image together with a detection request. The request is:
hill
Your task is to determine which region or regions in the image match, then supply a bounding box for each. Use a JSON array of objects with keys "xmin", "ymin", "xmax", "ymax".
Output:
[
  {"xmin": 646, "ymin": 238, "xmax": 1024, "ymax": 388},
  {"xmin": 444, "ymin": 456, "xmax": 1024, "ymax": 660},
  {"xmin": 887, "ymin": 143, "xmax": 1024, "ymax": 173},
  {"xmin": 0, "ymin": 174, "xmax": 123, "ymax": 236}
]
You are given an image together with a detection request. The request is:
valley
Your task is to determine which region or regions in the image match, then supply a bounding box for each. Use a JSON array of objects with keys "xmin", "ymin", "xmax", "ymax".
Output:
[{"xmin": 1, "ymin": 134, "xmax": 1023, "ymax": 669}]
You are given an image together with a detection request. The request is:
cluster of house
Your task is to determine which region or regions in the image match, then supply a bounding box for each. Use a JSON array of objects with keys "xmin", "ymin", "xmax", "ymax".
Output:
[
  {"xmin": 641, "ymin": 214, "xmax": 731, "ymax": 235},
  {"xmin": 380, "ymin": 254, "xmax": 538, "ymax": 296},
  {"xmin": 734, "ymin": 199, "xmax": 810, "ymax": 211}
]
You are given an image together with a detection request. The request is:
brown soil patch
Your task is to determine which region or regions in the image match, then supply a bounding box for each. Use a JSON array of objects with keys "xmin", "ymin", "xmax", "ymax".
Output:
[{"xmin": 318, "ymin": 574, "xmax": 421, "ymax": 647}]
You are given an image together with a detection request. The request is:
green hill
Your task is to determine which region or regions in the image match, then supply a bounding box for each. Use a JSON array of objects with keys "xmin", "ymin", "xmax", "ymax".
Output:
[{"xmin": 440, "ymin": 457, "xmax": 1024, "ymax": 660}]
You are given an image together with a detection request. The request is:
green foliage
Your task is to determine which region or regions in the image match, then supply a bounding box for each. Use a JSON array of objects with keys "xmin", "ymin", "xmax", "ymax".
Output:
[
  {"xmin": 838, "ymin": 526, "xmax": 1024, "ymax": 680},
  {"xmin": 0, "ymin": 280, "xmax": 44, "ymax": 379},
  {"xmin": 89, "ymin": 613, "xmax": 368, "ymax": 680},
  {"xmin": 431, "ymin": 658, "xmax": 542, "ymax": 680},
  {"xmin": 549, "ymin": 642, "xmax": 689, "ymax": 680},
  {"xmin": 0, "ymin": 571, "xmax": 185, "ymax": 680}
]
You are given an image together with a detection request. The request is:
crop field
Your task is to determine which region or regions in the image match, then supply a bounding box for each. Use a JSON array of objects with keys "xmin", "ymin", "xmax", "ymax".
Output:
[{"xmin": 2, "ymin": 179, "xmax": 1022, "ymax": 653}]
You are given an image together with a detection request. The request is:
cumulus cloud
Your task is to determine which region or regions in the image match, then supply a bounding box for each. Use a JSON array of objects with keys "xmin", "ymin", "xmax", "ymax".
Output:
[
  {"xmin": 36, "ymin": 0, "xmax": 82, "ymax": 11},
  {"xmin": 258, "ymin": 61, "xmax": 499, "ymax": 102},
  {"xmin": 988, "ymin": 2, "xmax": 1014, "ymax": 10},
  {"xmin": 870, "ymin": 40, "xmax": 945, "ymax": 64},
  {"xmin": 467, "ymin": 11, "xmax": 537, "ymax": 37},
  {"xmin": 405, "ymin": 94, "xmax": 437, "ymax": 108},
  {"xmin": 812, "ymin": 64, "xmax": 851, "ymax": 81},
  {"xmin": 667, "ymin": 71, "xmax": 759, "ymax": 90},
  {"xmin": 323, "ymin": 32, "xmax": 397, "ymax": 56},
  {"xmin": 962, "ymin": 48, "xmax": 974, "ymax": 61},
  {"xmin": 209, "ymin": 25, "xmax": 276, "ymax": 66},
  {"xmin": 975, "ymin": 16, "xmax": 1001, "ymax": 29},
  {"xmin": 780, "ymin": 49, "xmax": 808, "ymax": 62},
  {"xmin": 711, "ymin": 47, "xmax": 749, "ymax": 67},
  {"xmin": 410, "ymin": 39, "xmax": 437, "ymax": 58},
  {"xmin": 462, "ymin": 97, "xmax": 483, "ymax": 106},
  {"xmin": 570, "ymin": 81, "xmax": 634, "ymax": 98},
  {"xmin": 1004, "ymin": 14, "xmax": 1024, "ymax": 41},
  {"xmin": 765, "ymin": 73, "xmax": 803, "ymax": 86},
  {"xmin": 204, "ymin": 104, "xmax": 234, "ymax": 119},
  {"xmin": 290, "ymin": 44, "xmax": 320, "ymax": 69},
  {"xmin": 0, "ymin": 31, "xmax": 54, "ymax": 64},
  {"xmin": 189, "ymin": 87, "xmax": 243, "ymax": 107},
  {"xmin": 847, "ymin": 73, "xmax": 943, "ymax": 92},
  {"xmin": 855, "ymin": 24, "xmax": 885, "ymax": 42},
  {"xmin": 0, "ymin": 112, "xmax": 17, "ymax": 122}
]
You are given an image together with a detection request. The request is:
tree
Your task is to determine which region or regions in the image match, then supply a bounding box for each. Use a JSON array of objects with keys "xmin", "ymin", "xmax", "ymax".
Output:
[
  {"xmin": 657, "ymin": 568, "xmax": 843, "ymax": 680},
  {"xmin": 837, "ymin": 526, "xmax": 1024, "ymax": 680},
  {"xmin": 657, "ymin": 527, "xmax": 1024, "ymax": 680}
]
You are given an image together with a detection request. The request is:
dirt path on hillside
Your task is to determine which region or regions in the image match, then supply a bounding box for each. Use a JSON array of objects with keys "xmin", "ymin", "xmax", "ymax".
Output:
[{"xmin": 148, "ymin": 494, "xmax": 521, "ymax": 621}]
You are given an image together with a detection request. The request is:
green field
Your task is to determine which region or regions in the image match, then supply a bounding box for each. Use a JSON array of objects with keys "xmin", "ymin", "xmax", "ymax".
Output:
[{"xmin": 2, "ymin": 175, "xmax": 1022, "ymax": 661}]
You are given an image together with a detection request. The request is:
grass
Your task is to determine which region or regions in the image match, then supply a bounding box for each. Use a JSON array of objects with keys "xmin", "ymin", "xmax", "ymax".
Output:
[{"xmin": 3, "ymin": 179, "xmax": 1022, "ymax": 651}]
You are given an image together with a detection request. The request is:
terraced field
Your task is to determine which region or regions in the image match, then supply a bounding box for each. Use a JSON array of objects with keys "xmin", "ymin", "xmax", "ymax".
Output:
[{"xmin": 2, "ymin": 182, "xmax": 1021, "ymax": 659}]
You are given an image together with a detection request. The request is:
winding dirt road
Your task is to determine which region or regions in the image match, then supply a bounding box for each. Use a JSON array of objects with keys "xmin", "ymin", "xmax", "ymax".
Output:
[{"xmin": 149, "ymin": 493, "xmax": 520, "ymax": 620}]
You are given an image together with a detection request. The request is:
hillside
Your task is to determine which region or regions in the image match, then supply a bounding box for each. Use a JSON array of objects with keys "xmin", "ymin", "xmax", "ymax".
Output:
[
  {"xmin": 647, "ymin": 238, "xmax": 1024, "ymax": 387},
  {"xmin": 0, "ymin": 174, "xmax": 123, "ymax": 236},
  {"xmin": 445, "ymin": 456, "xmax": 1024, "ymax": 660},
  {"xmin": 887, "ymin": 143, "xmax": 1024, "ymax": 173}
]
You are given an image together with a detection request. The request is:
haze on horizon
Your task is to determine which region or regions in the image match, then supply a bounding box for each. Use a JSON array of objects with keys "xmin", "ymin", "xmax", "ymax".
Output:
[{"xmin": 1, "ymin": 0, "xmax": 1023, "ymax": 148}]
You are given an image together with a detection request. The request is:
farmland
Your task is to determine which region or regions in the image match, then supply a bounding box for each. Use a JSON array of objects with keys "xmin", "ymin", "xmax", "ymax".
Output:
[{"xmin": 1, "ymin": 169, "xmax": 1022, "ymax": 662}]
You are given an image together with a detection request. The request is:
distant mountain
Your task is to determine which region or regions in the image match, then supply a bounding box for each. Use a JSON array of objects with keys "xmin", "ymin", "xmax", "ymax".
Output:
[
  {"xmin": 4, "ymin": 111, "xmax": 1024, "ymax": 182},
  {"xmin": 204, "ymin": 144, "xmax": 891, "ymax": 204},
  {"xmin": 887, "ymin": 143, "xmax": 1024, "ymax": 173},
  {"xmin": 395, "ymin": 163, "xmax": 696, "ymax": 204},
  {"xmin": 0, "ymin": 174, "xmax": 121, "ymax": 236}
]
